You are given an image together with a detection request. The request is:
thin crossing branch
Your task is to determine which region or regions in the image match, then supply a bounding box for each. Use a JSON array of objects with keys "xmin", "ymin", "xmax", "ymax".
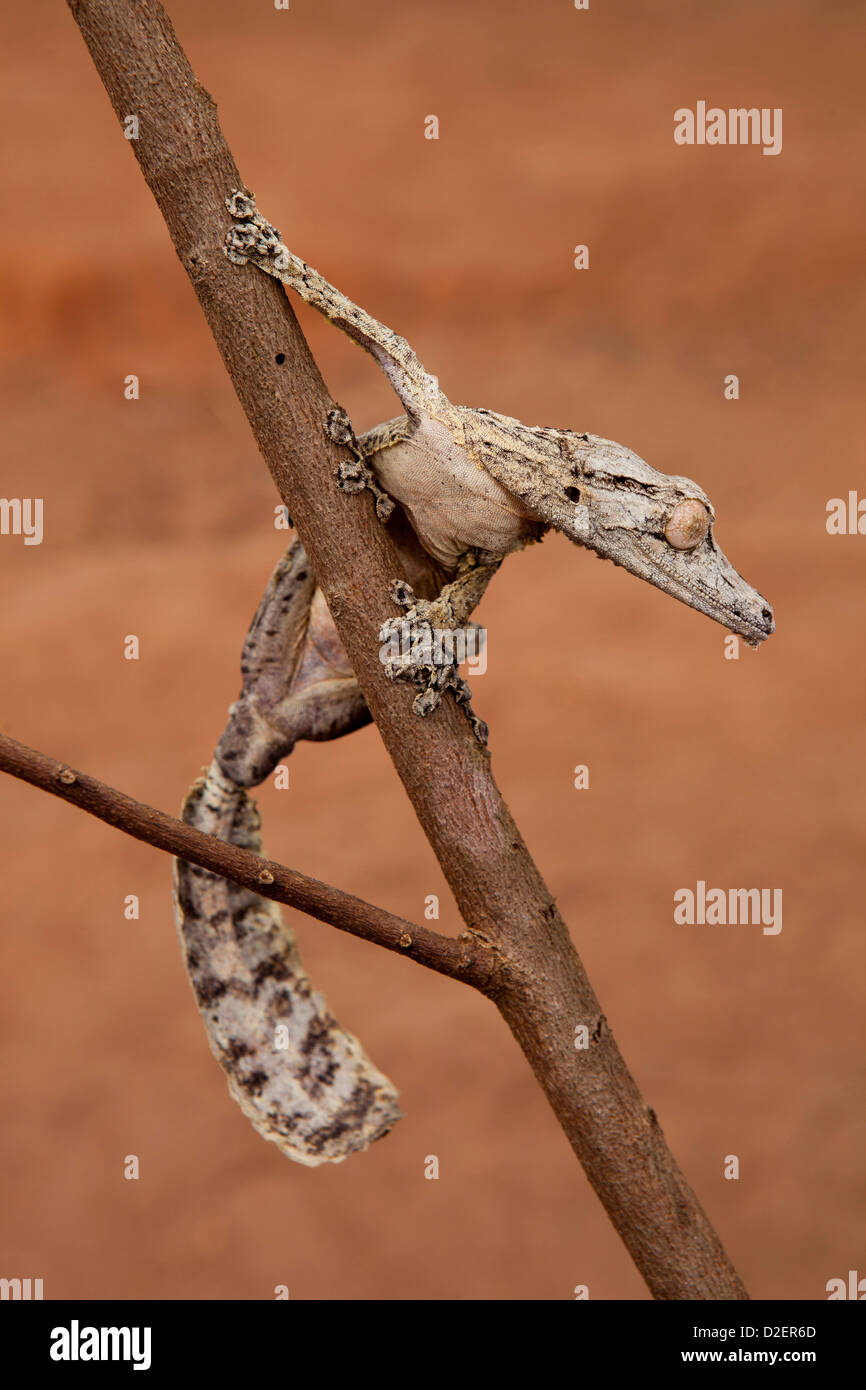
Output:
[{"xmin": 0, "ymin": 731, "xmax": 480, "ymax": 983}]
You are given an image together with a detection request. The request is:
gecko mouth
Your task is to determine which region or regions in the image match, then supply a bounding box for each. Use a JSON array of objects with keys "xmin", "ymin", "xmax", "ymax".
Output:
[{"xmin": 629, "ymin": 529, "xmax": 775, "ymax": 646}]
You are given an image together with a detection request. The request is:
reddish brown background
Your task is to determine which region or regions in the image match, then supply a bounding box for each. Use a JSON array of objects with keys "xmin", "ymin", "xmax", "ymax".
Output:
[{"xmin": 0, "ymin": 0, "xmax": 863, "ymax": 1300}]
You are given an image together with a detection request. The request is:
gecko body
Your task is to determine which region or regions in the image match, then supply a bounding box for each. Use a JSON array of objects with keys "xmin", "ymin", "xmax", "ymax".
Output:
[
  {"xmin": 224, "ymin": 190, "xmax": 774, "ymax": 740},
  {"xmin": 172, "ymin": 195, "xmax": 776, "ymax": 1167}
]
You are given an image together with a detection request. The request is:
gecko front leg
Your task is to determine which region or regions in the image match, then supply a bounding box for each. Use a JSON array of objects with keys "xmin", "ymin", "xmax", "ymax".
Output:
[
  {"xmin": 224, "ymin": 190, "xmax": 443, "ymax": 422},
  {"xmin": 325, "ymin": 404, "xmax": 396, "ymax": 523}
]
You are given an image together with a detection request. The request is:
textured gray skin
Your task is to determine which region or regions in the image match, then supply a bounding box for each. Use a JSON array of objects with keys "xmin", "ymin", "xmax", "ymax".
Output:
[
  {"xmin": 225, "ymin": 190, "xmax": 775, "ymax": 655},
  {"xmin": 179, "ymin": 195, "xmax": 775, "ymax": 1162},
  {"xmin": 174, "ymin": 542, "xmax": 399, "ymax": 1166}
]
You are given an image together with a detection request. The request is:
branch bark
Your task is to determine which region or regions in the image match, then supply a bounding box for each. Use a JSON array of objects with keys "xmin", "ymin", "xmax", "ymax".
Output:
[
  {"xmin": 0, "ymin": 731, "xmax": 478, "ymax": 982},
  {"xmin": 56, "ymin": 0, "xmax": 748, "ymax": 1299}
]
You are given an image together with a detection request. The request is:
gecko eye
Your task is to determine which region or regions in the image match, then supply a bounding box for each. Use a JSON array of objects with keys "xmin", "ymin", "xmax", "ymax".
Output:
[{"xmin": 664, "ymin": 499, "xmax": 710, "ymax": 549}]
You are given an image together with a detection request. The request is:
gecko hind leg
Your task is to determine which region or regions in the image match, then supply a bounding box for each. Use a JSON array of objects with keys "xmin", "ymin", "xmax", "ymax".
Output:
[
  {"xmin": 378, "ymin": 550, "xmax": 501, "ymax": 746},
  {"xmin": 215, "ymin": 537, "xmax": 371, "ymax": 786}
]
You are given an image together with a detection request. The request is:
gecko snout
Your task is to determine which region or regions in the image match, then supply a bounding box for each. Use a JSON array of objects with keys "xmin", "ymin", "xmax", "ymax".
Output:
[{"xmin": 742, "ymin": 596, "xmax": 775, "ymax": 645}]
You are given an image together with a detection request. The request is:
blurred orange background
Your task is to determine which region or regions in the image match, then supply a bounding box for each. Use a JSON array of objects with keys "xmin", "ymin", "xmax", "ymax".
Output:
[{"xmin": 0, "ymin": 0, "xmax": 863, "ymax": 1299}]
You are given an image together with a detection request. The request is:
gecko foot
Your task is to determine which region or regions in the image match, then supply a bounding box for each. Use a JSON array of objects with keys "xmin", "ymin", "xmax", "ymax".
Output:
[
  {"xmin": 378, "ymin": 578, "xmax": 488, "ymax": 745},
  {"xmin": 224, "ymin": 190, "xmax": 282, "ymax": 264},
  {"xmin": 326, "ymin": 406, "xmax": 395, "ymax": 522}
]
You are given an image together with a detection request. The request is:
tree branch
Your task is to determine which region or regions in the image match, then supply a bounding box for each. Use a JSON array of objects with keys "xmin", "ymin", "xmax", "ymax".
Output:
[
  {"xmin": 0, "ymin": 731, "xmax": 479, "ymax": 982},
  {"xmin": 57, "ymin": 0, "xmax": 748, "ymax": 1298}
]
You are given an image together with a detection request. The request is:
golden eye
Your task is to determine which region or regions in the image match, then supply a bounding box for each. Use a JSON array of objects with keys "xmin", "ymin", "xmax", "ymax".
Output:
[{"xmin": 664, "ymin": 499, "xmax": 710, "ymax": 550}]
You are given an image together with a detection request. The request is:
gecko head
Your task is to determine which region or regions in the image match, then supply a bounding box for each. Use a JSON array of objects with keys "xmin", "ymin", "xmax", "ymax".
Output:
[{"xmin": 558, "ymin": 435, "xmax": 775, "ymax": 646}]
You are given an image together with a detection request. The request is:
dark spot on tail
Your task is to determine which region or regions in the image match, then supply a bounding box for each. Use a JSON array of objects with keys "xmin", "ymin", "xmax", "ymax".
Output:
[
  {"xmin": 196, "ymin": 976, "xmax": 228, "ymax": 1006},
  {"xmin": 221, "ymin": 1038, "xmax": 253, "ymax": 1065},
  {"xmin": 237, "ymin": 1068, "xmax": 269, "ymax": 1097},
  {"xmin": 253, "ymin": 955, "xmax": 292, "ymax": 993}
]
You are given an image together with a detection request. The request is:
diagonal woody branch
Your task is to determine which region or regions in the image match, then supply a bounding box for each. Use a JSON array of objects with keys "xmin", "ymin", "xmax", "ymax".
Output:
[{"xmin": 62, "ymin": 0, "xmax": 748, "ymax": 1299}]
